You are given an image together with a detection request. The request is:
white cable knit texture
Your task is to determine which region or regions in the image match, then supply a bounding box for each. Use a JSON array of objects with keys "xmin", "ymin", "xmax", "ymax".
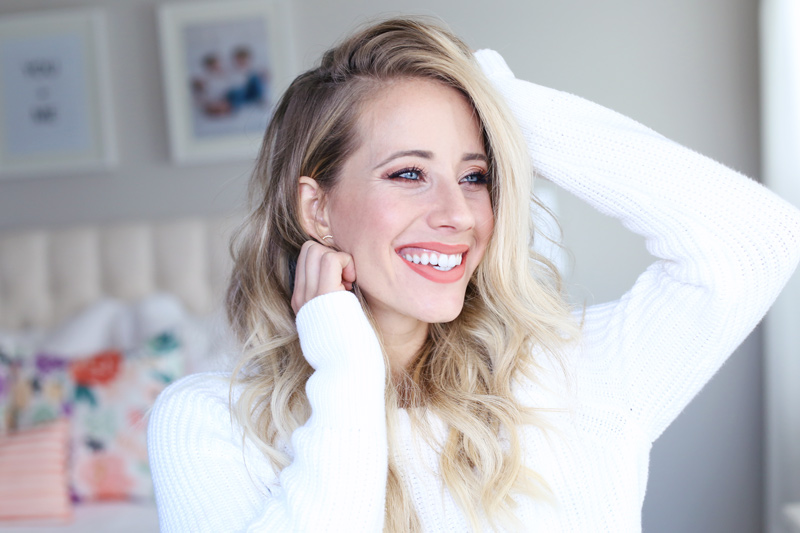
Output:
[{"xmin": 147, "ymin": 50, "xmax": 800, "ymax": 532}]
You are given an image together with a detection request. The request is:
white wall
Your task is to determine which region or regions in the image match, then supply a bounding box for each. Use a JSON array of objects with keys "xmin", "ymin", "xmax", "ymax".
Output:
[
  {"xmin": 761, "ymin": 1, "xmax": 800, "ymax": 531},
  {"xmin": 0, "ymin": 0, "xmax": 254, "ymax": 230},
  {"xmin": 0, "ymin": 0, "xmax": 764, "ymax": 530}
]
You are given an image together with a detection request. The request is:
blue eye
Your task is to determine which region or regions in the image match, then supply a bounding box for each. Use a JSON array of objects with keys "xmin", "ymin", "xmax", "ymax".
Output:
[
  {"xmin": 389, "ymin": 167, "xmax": 423, "ymax": 181},
  {"xmin": 460, "ymin": 171, "xmax": 489, "ymax": 185}
]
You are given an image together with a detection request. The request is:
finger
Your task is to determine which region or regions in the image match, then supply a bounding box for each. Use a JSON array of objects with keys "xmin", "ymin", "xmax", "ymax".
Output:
[
  {"xmin": 292, "ymin": 241, "xmax": 315, "ymax": 313},
  {"xmin": 291, "ymin": 246, "xmax": 306, "ymax": 314},
  {"xmin": 317, "ymin": 251, "xmax": 350, "ymax": 294},
  {"xmin": 292, "ymin": 243, "xmax": 354, "ymax": 313},
  {"xmin": 341, "ymin": 255, "xmax": 356, "ymax": 287}
]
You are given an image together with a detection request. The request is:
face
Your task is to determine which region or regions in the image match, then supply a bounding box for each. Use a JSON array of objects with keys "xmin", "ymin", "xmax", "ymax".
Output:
[{"xmin": 324, "ymin": 78, "xmax": 494, "ymax": 332}]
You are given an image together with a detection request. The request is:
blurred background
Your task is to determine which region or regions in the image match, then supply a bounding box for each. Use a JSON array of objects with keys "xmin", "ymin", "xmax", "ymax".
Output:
[{"xmin": 0, "ymin": 0, "xmax": 796, "ymax": 532}]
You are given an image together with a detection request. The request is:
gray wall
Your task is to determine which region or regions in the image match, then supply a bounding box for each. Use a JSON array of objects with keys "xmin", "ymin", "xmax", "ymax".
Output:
[{"xmin": 0, "ymin": 0, "xmax": 763, "ymax": 530}]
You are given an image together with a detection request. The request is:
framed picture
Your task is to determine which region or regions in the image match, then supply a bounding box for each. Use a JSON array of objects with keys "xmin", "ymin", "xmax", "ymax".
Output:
[
  {"xmin": 0, "ymin": 9, "xmax": 116, "ymax": 179},
  {"xmin": 158, "ymin": 0, "xmax": 295, "ymax": 165}
]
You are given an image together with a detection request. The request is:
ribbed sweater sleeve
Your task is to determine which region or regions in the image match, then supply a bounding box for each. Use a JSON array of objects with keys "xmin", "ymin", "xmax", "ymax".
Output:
[
  {"xmin": 475, "ymin": 49, "xmax": 800, "ymax": 441},
  {"xmin": 148, "ymin": 291, "xmax": 387, "ymax": 532}
]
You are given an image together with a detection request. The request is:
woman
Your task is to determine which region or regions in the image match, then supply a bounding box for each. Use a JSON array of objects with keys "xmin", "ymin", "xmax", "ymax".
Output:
[{"xmin": 148, "ymin": 17, "xmax": 800, "ymax": 532}]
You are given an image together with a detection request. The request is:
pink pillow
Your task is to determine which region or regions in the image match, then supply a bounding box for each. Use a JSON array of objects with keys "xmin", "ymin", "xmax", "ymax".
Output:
[{"xmin": 0, "ymin": 418, "xmax": 72, "ymax": 522}]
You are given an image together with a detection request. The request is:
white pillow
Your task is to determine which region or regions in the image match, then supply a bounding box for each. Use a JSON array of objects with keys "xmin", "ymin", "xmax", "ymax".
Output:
[
  {"xmin": 38, "ymin": 299, "xmax": 131, "ymax": 359},
  {"xmin": 131, "ymin": 293, "xmax": 186, "ymax": 343},
  {"xmin": 37, "ymin": 294, "xmax": 190, "ymax": 359},
  {"xmin": 12, "ymin": 293, "xmax": 229, "ymax": 375}
]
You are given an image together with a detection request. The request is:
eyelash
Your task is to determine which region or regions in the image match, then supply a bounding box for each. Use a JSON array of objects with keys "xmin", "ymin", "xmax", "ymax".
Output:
[
  {"xmin": 388, "ymin": 166, "xmax": 425, "ymax": 181},
  {"xmin": 386, "ymin": 166, "xmax": 490, "ymax": 185}
]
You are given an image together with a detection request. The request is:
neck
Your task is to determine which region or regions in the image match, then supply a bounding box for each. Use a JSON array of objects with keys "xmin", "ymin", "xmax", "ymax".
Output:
[{"xmin": 371, "ymin": 309, "xmax": 429, "ymax": 373}]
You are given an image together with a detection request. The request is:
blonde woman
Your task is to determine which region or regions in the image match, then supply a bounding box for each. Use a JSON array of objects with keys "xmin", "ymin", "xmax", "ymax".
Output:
[{"xmin": 148, "ymin": 18, "xmax": 800, "ymax": 532}]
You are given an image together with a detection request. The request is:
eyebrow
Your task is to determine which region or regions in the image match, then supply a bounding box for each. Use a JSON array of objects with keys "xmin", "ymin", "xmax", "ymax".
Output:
[{"xmin": 373, "ymin": 150, "xmax": 488, "ymax": 170}]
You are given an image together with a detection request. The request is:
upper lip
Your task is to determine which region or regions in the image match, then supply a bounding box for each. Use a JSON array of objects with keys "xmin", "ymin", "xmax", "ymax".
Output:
[{"xmin": 395, "ymin": 242, "xmax": 469, "ymax": 255}]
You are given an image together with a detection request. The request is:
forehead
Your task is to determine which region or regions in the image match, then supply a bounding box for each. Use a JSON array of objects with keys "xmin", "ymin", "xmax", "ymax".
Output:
[{"xmin": 353, "ymin": 78, "xmax": 485, "ymax": 162}]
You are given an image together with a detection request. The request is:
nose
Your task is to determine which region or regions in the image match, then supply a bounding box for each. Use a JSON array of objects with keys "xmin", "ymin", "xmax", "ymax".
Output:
[{"xmin": 426, "ymin": 179, "xmax": 475, "ymax": 231}]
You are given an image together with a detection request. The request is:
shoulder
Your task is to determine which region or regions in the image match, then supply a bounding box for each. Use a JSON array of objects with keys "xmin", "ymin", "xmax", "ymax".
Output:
[
  {"xmin": 152, "ymin": 372, "xmax": 232, "ymax": 415},
  {"xmin": 147, "ymin": 377, "xmax": 282, "ymax": 531},
  {"xmin": 148, "ymin": 372, "xmax": 237, "ymax": 447}
]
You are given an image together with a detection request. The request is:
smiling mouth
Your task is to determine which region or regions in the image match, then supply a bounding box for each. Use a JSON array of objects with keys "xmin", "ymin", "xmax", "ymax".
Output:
[
  {"xmin": 400, "ymin": 251, "xmax": 463, "ymax": 271},
  {"xmin": 396, "ymin": 244, "xmax": 469, "ymax": 283}
]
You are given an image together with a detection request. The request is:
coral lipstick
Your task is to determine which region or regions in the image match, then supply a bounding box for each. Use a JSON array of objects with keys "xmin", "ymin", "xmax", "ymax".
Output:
[
  {"xmin": 395, "ymin": 242, "xmax": 469, "ymax": 284},
  {"xmin": 398, "ymin": 242, "xmax": 469, "ymax": 255},
  {"xmin": 403, "ymin": 259, "xmax": 466, "ymax": 283}
]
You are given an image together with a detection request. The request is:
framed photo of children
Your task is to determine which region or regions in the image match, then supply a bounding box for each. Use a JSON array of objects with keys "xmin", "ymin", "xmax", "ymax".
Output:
[
  {"xmin": 158, "ymin": 0, "xmax": 295, "ymax": 165},
  {"xmin": 0, "ymin": 9, "xmax": 116, "ymax": 179}
]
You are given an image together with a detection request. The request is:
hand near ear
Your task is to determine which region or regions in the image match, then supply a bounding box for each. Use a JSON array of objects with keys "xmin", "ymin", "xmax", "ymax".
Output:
[{"xmin": 291, "ymin": 240, "xmax": 356, "ymax": 314}]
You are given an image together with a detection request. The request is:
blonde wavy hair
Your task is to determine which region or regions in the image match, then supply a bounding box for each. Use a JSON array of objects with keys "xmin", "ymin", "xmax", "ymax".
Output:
[{"xmin": 227, "ymin": 16, "xmax": 579, "ymax": 532}]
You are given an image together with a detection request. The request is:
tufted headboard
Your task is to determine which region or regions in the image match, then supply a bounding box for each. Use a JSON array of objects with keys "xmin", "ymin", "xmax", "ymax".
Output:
[{"xmin": 0, "ymin": 215, "xmax": 241, "ymax": 330}]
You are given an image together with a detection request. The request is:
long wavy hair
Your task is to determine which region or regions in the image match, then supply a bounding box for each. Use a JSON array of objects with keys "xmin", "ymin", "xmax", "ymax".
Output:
[{"xmin": 226, "ymin": 17, "xmax": 579, "ymax": 532}]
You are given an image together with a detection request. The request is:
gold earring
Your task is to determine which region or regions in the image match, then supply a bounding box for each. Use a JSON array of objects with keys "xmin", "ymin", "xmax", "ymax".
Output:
[{"xmin": 321, "ymin": 235, "xmax": 334, "ymax": 244}]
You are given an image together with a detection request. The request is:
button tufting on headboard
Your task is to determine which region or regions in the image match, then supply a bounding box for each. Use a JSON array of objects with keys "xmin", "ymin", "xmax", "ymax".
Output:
[{"xmin": 0, "ymin": 215, "xmax": 239, "ymax": 330}]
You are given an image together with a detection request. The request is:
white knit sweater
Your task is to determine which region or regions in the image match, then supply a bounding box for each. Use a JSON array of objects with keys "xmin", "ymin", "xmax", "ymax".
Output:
[{"xmin": 147, "ymin": 50, "xmax": 800, "ymax": 532}]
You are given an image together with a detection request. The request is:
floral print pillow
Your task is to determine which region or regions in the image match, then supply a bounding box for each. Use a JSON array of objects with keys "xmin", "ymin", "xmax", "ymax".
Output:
[
  {"xmin": 69, "ymin": 332, "xmax": 183, "ymax": 501},
  {"xmin": 12, "ymin": 353, "xmax": 73, "ymax": 429},
  {"xmin": 0, "ymin": 351, "xmax": 12, "ymax": 433},
  {"xmin": 11, "ymin": 330, "xmax": 184, "ymax": 502},
  {"xmin": 1, "ymin": 332, "xmax": 48, "ymax": 433}
]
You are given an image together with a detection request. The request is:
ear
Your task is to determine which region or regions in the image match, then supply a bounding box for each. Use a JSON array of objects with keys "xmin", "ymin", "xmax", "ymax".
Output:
[{"xmin": 297, "ymin": 176, "xmax": 332, "ymax": 240}]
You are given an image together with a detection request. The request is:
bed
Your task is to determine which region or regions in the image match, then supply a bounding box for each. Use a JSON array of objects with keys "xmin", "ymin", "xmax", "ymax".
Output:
[{"xmin": 0, "ymin": 214, "xmax": 240, "ymax": 532}]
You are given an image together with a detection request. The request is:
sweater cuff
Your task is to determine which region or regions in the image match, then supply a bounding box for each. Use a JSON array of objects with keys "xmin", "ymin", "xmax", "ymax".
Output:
[
  {"xmin": 474, "ymin": 49, "xmax": 515, "ymax": 80},
  {"xmin": 296, "ymin": 291, "xmax": 385, "ymax": 376},
  {"xmin": 296, "ymin": 291, "xmax": 386, "ymax": 426}
]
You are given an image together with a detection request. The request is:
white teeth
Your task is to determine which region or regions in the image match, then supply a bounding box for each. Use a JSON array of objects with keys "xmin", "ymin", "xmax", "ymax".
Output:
[{"xmin": 401, "ymin": 251, "xmax": 463, "ymax": 271}]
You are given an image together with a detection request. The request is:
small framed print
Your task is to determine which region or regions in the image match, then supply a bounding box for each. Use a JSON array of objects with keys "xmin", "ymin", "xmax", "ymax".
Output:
[
  {"xmin": 0, "ymin": 9, "xmax": 116, "ymax": 179},
  {"xmin": 158, "ymin": 0, "xmax": 295, "ymax": 165}
]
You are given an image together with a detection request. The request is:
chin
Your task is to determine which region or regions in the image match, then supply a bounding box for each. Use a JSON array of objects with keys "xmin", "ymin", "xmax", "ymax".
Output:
[{"xmin": 415, "ymin": 301, "xmax": 465, "ymax": 324}]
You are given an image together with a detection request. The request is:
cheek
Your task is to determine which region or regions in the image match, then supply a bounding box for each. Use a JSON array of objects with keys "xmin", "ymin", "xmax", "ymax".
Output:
[
  {"xmin": 328, "ymin": 193, "xmax": 367, "ymax": 239},
  {"xmin": 329, "ymin": 195, "xmax": 400, "ymax": 252},
  {"xmin": 474, "ymin": 196, "xmax": 495, "ymax": 252}
]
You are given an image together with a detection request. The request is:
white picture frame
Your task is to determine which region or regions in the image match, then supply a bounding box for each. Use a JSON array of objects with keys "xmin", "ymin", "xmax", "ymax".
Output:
[
  {"xmin": 158, "ymin": 0, "xmax": 295, "ymax": 165},
  {"xmin": 0, "ymin": 9, "xmax": 117, "ymax": 179}
]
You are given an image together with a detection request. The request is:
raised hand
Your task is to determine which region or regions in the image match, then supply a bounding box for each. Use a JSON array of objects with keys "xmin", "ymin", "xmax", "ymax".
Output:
[{"xmin": 291, "ymin": 240, "xmax": 356, "ymax": 314}]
